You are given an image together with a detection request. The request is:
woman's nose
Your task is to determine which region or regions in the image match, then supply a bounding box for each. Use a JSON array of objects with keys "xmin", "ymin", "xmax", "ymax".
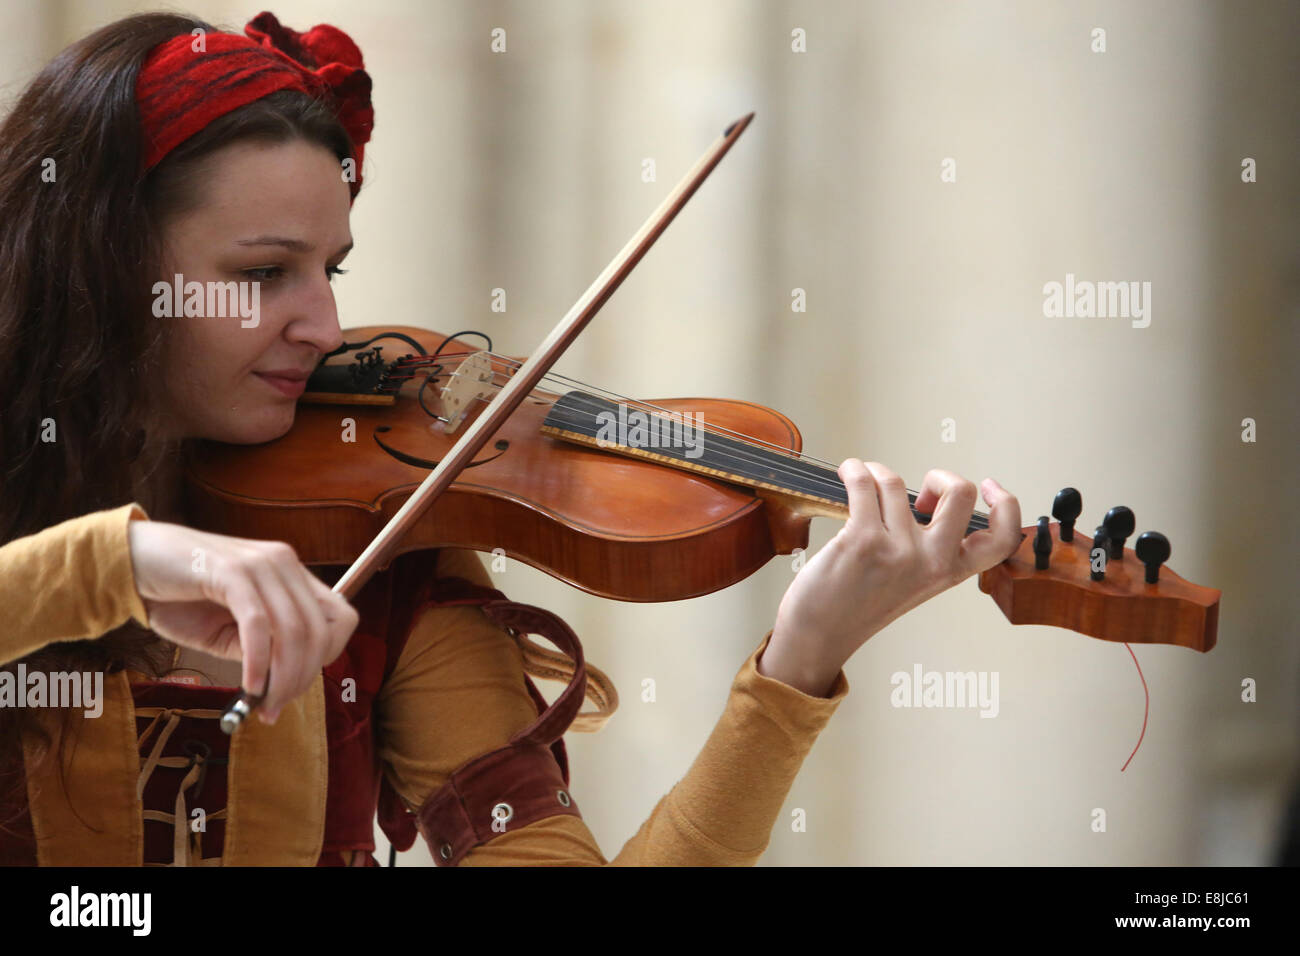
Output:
[{"xmin": 287, "ymin": 276, "xmax": 344, "ymax": 354}]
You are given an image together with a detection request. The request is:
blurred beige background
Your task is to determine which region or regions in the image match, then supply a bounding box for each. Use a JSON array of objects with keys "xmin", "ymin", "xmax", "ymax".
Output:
[{"xmin": 2, "ymin": 0, "xmax": 1295, "ymax": 865}]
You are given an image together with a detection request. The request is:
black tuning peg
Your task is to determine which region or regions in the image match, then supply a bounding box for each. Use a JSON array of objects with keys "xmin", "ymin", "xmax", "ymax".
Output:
[
  {"xmin": 1134, "ymin": 531, "xmax": 1171, "ymax": 584},
  {"xmin": 1103, "ymin": 506, "xmax": 1135, "ymax": 559},
  {"xmin": 1052, "ymin": 487, "xmax": 1082, "ymax": 541},
  {"xmin": 1090, "ymin": 526, "xmax": 1108, "ymax": 580},
  {"xmin": 1033, "ymin": 516, "xmax": 1052, "ymax": 569}
]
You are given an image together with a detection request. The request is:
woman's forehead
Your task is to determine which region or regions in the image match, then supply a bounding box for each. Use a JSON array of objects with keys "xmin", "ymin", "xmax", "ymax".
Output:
[{"xmin": 164, "ymin": 140, "xmax": 352, "ymax": 242}]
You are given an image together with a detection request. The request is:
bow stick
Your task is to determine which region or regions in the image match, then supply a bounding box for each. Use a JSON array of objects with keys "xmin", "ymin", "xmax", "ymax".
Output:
[{"xmin": 220, "ymin": 112, "xmax": 757, "ymax": 733}]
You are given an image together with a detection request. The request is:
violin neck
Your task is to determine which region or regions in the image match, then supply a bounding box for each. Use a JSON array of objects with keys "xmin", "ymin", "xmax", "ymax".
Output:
[{"xmin": 540, "ymin": 391, "xmax": 989, "ymax": 535}]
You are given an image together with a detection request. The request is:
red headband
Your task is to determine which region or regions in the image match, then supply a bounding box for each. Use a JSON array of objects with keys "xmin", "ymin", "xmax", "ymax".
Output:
[{"xmin": 136, "ymin": 11, "xmax": 373, "ymax": 199}]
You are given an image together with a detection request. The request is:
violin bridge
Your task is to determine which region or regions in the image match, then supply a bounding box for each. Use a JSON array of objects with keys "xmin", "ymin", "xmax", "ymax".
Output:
[{"xmin": 438, "ymin": 351, "xmax": 496, "ymax": 433}]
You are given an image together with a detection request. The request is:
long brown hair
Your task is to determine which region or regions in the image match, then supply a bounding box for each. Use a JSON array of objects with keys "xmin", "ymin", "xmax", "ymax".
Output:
[{"xmin": 0, "ymin": 11, "xmax": 358, "ymax": 831}]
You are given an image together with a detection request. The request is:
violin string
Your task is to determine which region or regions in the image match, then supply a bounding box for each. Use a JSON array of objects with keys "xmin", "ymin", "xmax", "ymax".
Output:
[
  {"xmin": 463, "ymin": 356, "xmax": 993, "ymax": 532},
  {"xmin": 481, "ymin": 352, "xmax": 846, "ymax": 470},
  {"xmin": 468, "ymin": 355, "xmax": 990, "ymax": 529},
  {"xmin": 434, "ymin": 350, "xmax": 828, "ymax": 469},
  {"xmin": 540, "ymin": 391, "xmax": 989, "ymax": 534},
  {"xmin": 424, "ymin": 349, "xmax": 990, "ymax": 530},
  {"xmin": 474, "ymin": 363, "xmax": 857, "ymax": 497},
  {"xmin": 496, "ymin": 363, "xmax": 994, "ymax": 529},
  {"xmin": 462, "ymin": 354, "xmax": 991, "ymax": 531},
  {"xmin": 481, "ymin": 356, "xmax": 883, "ymax": 496},
  {"xmin": 544, "ymin": 388, "xmax": 868, "ymax": 499}
]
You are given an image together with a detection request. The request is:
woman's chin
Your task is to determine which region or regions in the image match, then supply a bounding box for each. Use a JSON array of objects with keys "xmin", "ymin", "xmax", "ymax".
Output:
[{"xmin": 204, "ymin": 405, "xmax": 296, "ymax": 445}]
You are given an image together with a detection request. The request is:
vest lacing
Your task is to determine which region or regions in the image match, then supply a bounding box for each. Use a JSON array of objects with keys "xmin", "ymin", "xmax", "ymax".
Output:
[
  {"xmin": 135, "ymin": 706, "xmax": 227, "ymax": 866},
  {"xmin": 513, "ymin": 630, "xmax": 618, "ymax": 732}
]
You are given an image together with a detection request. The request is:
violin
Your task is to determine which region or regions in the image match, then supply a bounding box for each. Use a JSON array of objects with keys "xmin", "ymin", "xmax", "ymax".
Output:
[
  {"xmin": 186, "ymin": 322, "xmax": 1219, "ymax": 653},
  {"xmin": 195, "ymin": 114, "xmax": 1219, "ymax": 733}
]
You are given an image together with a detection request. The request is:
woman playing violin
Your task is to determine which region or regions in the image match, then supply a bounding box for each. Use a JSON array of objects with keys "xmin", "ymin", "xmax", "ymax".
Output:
[{"xmin": 0, "ymin": 11, "xmax": 1021, "ymax": 866}]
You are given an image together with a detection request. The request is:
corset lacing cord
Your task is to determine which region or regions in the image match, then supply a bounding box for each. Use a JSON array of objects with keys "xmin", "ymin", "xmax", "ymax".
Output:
[
  {"xmin": 135, "ymin": 706, "xmax": 227, "ymax": 866},
  {"xmin": 512, "ymin": 631, "xmax": 618, "ymax": 732}
]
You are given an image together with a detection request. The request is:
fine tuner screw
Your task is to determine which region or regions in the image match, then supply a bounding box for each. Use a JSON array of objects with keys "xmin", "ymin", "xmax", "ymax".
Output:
[
  {"xmin": 1103, "ymin": 506, "xmax": 1136, "ymax": 559},
  {"xmin": 1052, "ymin": 488, "xmax": 1082, "ymax": 542},
  {"xmin": 1135, "ymin": 531, "xmax": 1171, "ymax": 584}
]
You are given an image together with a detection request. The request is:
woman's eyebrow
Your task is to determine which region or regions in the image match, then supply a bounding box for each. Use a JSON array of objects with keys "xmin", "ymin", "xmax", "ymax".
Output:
[{"xmin": 235, "ymin": 236, "xmax": 354, "ymax": 257}]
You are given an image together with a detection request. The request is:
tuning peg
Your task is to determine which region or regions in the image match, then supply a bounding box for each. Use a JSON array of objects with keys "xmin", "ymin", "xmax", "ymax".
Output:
[
  {"xmin": 1052, "ymin": 487, "xmax": 1082, "ymax": 541},
  {"xmin": 1103, "ymin": 506, "xmax": 1135, "ymax": 559},
  {"xmin": 1090, "ymin": 526, "xmax": 1108, "ymax": 580},
  {"xmin": 1134, "ymin": 531, "xmax": 1171, "ymax": 584},
  {"xmin": 1033, "ymin": 516, "xmax": 1052, "ymax": 569}
]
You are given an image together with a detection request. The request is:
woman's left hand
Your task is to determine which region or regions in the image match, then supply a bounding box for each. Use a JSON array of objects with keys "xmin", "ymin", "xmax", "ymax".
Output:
[{"xmin": 759, "ymin": 460, "xmax": 1022, "ymax": 696}]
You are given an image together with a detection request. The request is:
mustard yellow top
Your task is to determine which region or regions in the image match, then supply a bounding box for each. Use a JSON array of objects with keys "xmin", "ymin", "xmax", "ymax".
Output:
[{"xmin": 0, "ymin": 504, "xmax": 849, "ymax": 865}]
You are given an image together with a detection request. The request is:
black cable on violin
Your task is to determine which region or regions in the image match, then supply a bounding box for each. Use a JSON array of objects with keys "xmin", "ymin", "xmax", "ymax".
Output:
[
  {"xmin": 321, "ymin": 329, "xmax": 493, "ymax": 364},
  {"xmin": 320, "ymin": 331, "xmax": 431, "ymax": 361},
  {"xmin": 426, "ymin": 329, "xmax": 493, "ymax": 362},
  {"xmin": 417, "ymin": 375, "xmax": 440, "ymax": 420},
  {"xmin": 389, "ymin": 844, "xmax": 396, "ymax": 867}
]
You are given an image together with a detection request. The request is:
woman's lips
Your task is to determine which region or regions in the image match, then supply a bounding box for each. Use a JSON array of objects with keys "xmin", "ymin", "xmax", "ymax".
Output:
[{"xmin": 253, "ymin": 372, "xmax": 308, "ymax": 398}]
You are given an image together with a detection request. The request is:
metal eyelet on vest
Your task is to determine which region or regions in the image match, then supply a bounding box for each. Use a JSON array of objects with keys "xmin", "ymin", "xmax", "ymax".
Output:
[
  {"xmin": 557, "ymin": 789, "xmax": 571, "ymax": 807},
  {"xmin": 492, "ymin": 802, "xmax": 514, "ymax": 824},
  {"xmin": 438, "ymin": 842, "xmax": 453, "ymax": 860}
]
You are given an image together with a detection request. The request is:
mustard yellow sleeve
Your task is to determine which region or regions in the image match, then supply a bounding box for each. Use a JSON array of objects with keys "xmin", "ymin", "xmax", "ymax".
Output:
[
  {"xmin": 0, "ymin": 503, "xmax": 151, "ymax": 666},
  {"xmin": 375, "ymin": 548, "xmax": 849, "ymax": 866}
]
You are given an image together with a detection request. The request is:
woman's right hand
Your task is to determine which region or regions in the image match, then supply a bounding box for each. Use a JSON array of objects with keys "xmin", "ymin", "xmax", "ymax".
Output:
[{"xmin": 127, "ymin": 520, "xmax": 358, "ymax": 723}]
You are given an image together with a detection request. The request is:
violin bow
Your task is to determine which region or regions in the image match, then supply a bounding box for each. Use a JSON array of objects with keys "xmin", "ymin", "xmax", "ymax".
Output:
[{"xmin": 220, "ymin": 112, "xmax": 758, "ymax": 733}]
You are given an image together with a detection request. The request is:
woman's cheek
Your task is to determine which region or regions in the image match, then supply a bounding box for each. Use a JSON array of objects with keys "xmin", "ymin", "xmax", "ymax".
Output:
[{"xmin": 175, "ymin": 325, "xmax": 243, "ymax": 411}]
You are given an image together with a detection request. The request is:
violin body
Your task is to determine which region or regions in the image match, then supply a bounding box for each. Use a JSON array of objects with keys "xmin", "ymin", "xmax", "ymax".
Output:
[{"xmin": 186, "ymin": 327, "xmax": 813, "ymax": 602}]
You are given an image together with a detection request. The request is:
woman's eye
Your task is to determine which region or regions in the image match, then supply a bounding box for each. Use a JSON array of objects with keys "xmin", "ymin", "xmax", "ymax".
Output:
[{"xmin": 240, "ymin": 265, "xmax": 347, "ymax": 283}]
